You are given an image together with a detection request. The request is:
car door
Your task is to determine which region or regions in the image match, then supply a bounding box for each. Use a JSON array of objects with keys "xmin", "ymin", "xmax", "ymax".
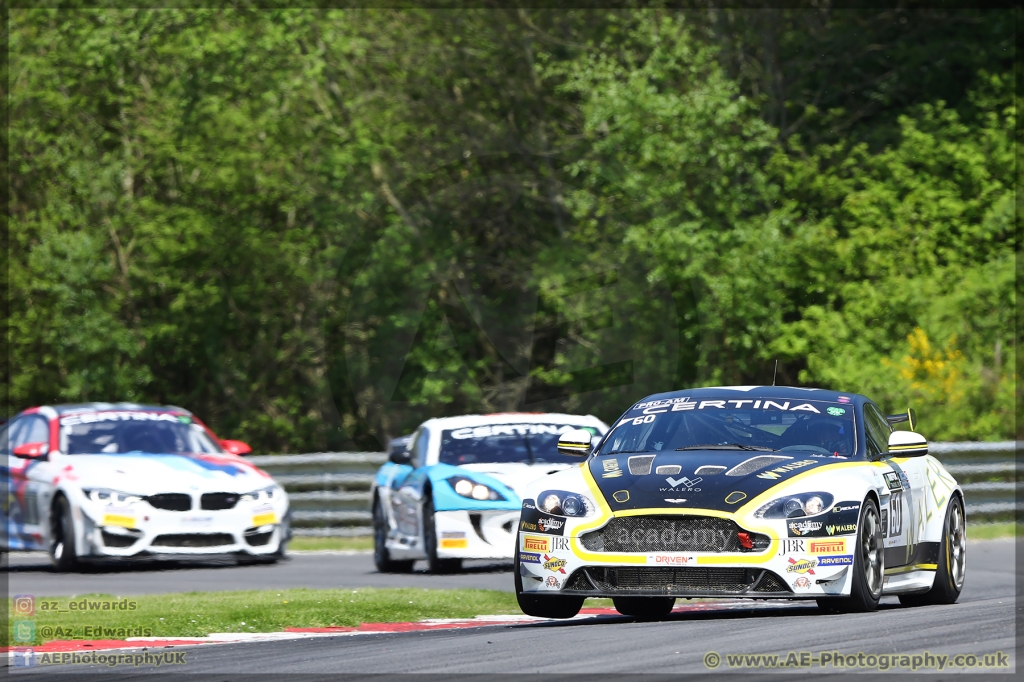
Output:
[
  {"xmin": 865, "ymin": 403, "xmax": 924, "ymax": 568},
  {"xmin": 2, "ymin": 415, "xmax": 53, "ymax": 550}
]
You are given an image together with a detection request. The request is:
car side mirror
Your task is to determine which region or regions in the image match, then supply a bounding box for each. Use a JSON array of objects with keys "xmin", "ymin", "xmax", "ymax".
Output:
[
  {"xmin": 389, "ymin": 448, "xmax": 413, "ymax": 465},
  {"xmin": 887, "ymin": 430, "xmax": 928, "ymax": 457},
  {"xmin": 557, "ymin": 429, "xmax": 593, "ymax": 457},
  {"xmin": 12, "ymin": 441, "xmax": 49, "ymax": 459},
  {"xmin": 221, "ymin": 439, "xmax": 252, "ymax": 456}
]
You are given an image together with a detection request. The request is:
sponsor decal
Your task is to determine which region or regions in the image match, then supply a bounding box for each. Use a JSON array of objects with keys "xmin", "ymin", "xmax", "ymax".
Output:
[
  {"xmin": 538, "ymin": 517, "xmax": 564, "ymax": 533},
  {"xmin": 647, "ymin": 554, "xmax": 697, "ymax": 566},
  {"xmin": 826, "ymin": 524, "xmax": 857, "ymax": 536},
  {"xmin": 725, "ymin": 491, "xmax": 747, "ymax": 505},
  {"xmin": 631, "ymin": 398, "xmax": 823, "ymax": 414},
  {"xmin": 546, "ymin": 576, "xmax": 560, "ymax": 588},
  {"xmin": 523, "ymin": 535, "xmax": 550, "ymax": 552},
  {"xmin": 816, "ymin": 555, "xmax": 853, "ymax": 567},
  {"xmin": 786, "ymin": 557, "xmax": 817, "ymax": 574},
  {"xmin": 101, "ymin": 513, "xmax": 136, "ymax": 529},
  {"xmin": 665, "ymin": 475, "xmax": 702, "ymax": 488},
  {"xmin": 837, "ymin": 396, "xmax": 850, "ymax": 403},
  {"xmin": 788, "ymin": 520, "xmax": 823, "ymax": 537},
  {"xmin": 550, "ymin": 536, "xmax": 571, "ymax": 551},
  {"xmin": 440, "ymin": 538, "xmax": 468, "ymax": 549},
  {"xmin": 519, "ymin": 552, "xmax": 541, "ymax": 564},
  {"xmin": 881, "ymin": 509, "xmax": 889, "ymax": 538},
  {"xmin": 777, "ymin": 539, "xmax": 805, "ymax": 555},
  {"xmin": 617, "ymin": 524, "xmax": 731, "ymax": 551},
  {"xmin": 252, "ymin": 512, "xmax": 277, "ymax": 526},
  {"xmin": 832, "ymin": 503, "xmax": 860, "ymax": 514},
  {"xmin": 826, "ymin": 406, "xmax": 846, "ymax": 416},
  {"xmin": 450, "ymin": 424, "xmax": 577, "ymax": 439},
  {"xmin": 792, "ymin": 576, "xmax": 812, "ymax": 589},
  {"xmin": 441, "ymin": 531, "xmax": 466, "ymax": 539},
  {"xmin": 542, "ymin": 554, "xmax": 567, "ymax": 573},
  {"xmin": 883, "ymin": 471, "xmax": 902, "ymax": 491},
  {"xmin": 612, "ymin": 490, "xmax": 630, "ymax": 503},
  {"xmin": 757, "ymin": 459, "xmax": 817, "ymax": 481},
  {"xmin": 664, "ymin": 498, "xmax": 687, "ymax": 504},
  {"xmin": 519, "ymin": 521, "xmax": 538, "ymax": 531},
  {"xmin": 60, "ymin": 411, "xmax": 182, "ymax": 427},
  {"xmin": 522, "ymin": 501, "xmax": 536, "ymax": 510},
  {"xmin": 602, "ymin": 459, "xmax": 623, "ymax": 478},
  {"xmin": 810, "ymin": 453, "xmax": 848, "ymax": 459},
  {"xmin": 808, "ymin": 539, "xmax": 845, "ymax": 555},
  {"xmin": 182, "ymin": 515, "xmax": 213, "ymax": 527}
]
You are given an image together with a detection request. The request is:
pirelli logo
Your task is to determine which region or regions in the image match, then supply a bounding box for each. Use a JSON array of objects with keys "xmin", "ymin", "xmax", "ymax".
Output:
[
  {"xmin": 809, "ymin": 539, "xmax": 845, "ymax": 555},
  {"xmin": 522, "ymin": 535, "xmax": 550, "ymax": 552}
]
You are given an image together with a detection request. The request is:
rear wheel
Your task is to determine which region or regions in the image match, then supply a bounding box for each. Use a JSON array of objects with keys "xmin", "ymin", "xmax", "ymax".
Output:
[
  {"xmin": 613, "ymin": 597, "xmax": 676, "ymax": 620},
  {"xmin": 423, "ymin": 498, "xmax": 462, "ymax": 574},
  {"xmin": 514, "ymin": 549, "xmax": 584, "ymax": 619},
  {"xmin": 49, "ymin": 495, "xmax": 79, "ymax": 572},
  {"xmin": 373, "ymin": 498, "xmax": 413, "ymax": 573},
  {"xmin": 899, "ymin": 495, "xmax": 965, "ymax": 607},
  {"xmin": 818, "ymin": 497, "xmax": 882, "ymax": 614}
]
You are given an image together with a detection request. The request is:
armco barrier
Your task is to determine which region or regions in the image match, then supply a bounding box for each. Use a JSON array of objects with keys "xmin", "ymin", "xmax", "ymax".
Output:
[{"xmin": 249, "ymin": 442, "xmax": 1020, "ymax": 538}]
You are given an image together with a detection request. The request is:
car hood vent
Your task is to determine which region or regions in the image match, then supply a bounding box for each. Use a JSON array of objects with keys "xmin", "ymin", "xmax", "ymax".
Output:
[{"xmin": 725, "ymin": 456, "xmax": 792, "ymax": 477}]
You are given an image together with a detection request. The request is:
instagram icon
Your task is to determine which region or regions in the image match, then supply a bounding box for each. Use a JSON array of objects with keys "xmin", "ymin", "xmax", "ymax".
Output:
[{"xmin": 13, "ymin": 595, "xmax": 35, "ymax": 617}]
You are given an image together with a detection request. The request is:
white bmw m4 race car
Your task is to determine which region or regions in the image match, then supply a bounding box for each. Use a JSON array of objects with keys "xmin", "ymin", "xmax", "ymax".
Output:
[
  {"xmin": 516, "ymin": 387, "xmax": 966, "ymax": 618},
  {"xmin": 1, "ymin": 403, "xmax": 290, "ymax": 570},
  {"xmin": 371, "ymin": 413, "xmax": 608, "ymax": 573}
]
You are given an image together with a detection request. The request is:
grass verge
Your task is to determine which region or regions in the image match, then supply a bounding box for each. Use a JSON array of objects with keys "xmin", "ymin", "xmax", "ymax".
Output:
[
  {"xmin": 287, "ymin": 536, "xmax": 373, "ymax": 551},
  {"xmin": 967, "ymin": 521, "xmax": 1021, "ymax": 539},
  {"xmin": 4, "ymin": 588, "xmax": 521, "ymax": 646}
]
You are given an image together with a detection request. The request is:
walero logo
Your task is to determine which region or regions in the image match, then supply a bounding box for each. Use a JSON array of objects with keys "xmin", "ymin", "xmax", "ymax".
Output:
[
  {"xmin": 542, "ymin": 555, "xmax": 567, "ymax": 573},
  {"xmin": 786, "ymin": 557, "xmax": 817, "ymax": 575},
  {"xmin": 808, "ymin": 539, "xmax": 845, "ymax": 554},
  {"xmin": 523, "ymin": 535, "xmax": 549, "ymax": 552},
  {"xmin": 826, "ymin": 524, "xmax": 857, "ymax": 536},
  {"xmin": 665, "ymin": 475, "xmax": 702, "ymax": 488},
  {"xmin": 756, "ymin": 459, "xmax": 816, "ymax": 480},
  {"xmin": 816, "ymin": 555, "xmax": 853, "ymax": 567}
]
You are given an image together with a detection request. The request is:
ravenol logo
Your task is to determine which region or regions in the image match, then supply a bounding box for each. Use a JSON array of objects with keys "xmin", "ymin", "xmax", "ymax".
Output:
[
  {"xmin": 519, "ymin": 552, "xmax": 541, "ymax": 564},
  {"xmin": 817, "ymin": 555, "xmax": 853, "ymax": 567}
]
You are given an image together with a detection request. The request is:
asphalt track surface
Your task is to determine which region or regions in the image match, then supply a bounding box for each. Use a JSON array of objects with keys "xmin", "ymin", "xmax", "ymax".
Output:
[{"xmin": 6, "ymin": 539, "xmax": 1018, "ymax": 677}]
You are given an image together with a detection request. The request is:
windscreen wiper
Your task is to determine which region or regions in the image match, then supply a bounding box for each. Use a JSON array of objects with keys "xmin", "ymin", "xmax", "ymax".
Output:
[{"xmin": 676, "ymin": 443, "xmax": 777, "ymax": 452}]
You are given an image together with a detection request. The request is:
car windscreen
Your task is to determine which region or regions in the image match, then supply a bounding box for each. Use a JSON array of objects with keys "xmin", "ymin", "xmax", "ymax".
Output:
[
  {"xmin": 59, "ymin": 411, "xmax": 223, "ymax": 455},
  {"xmin": 597, "ymin": 397, "xmax": 856, "ymax": 458},
  {"xmin": 439, "ymin": 423, "xmax": 601, "ymax": 465}
]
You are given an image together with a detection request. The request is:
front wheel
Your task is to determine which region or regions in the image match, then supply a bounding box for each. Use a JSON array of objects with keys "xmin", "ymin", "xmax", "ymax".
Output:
[
  {"xmin": 899, "ymin": 495, "xmax": 966, "ymax": 607},
  {"xmin": 49, "ymin": 495, "xmax": 80, "ymax": 572},
  {"xmin": 613, "ymin": 597, "xmax": 675, "ymax": 620},
  {"xmin": 514, "ymin": 550, "xmax": 584, "ymax": 619},
  {"xmin": 819, "ymin": 497, "xmax": 883, "ymax": 613}
]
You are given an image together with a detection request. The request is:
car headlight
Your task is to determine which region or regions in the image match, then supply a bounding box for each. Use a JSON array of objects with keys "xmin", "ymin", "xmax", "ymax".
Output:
[
  {"xmin": 754, "ymin": 492, "xmax": 834, "ymax": 519},
  {"xmin": 240, "ymin": 485, "xmax": 279, "ymax": 503},
  {"xmin": 446, "ymin": 476, "xmax": 506, "ymax": 502},
  {"xmin": 84, "ymin": 488, "xmax": 143, "ymax": 507},
  {"xmin": 537, "ymin": 490, "xmax": 595, "ymax": 517}
]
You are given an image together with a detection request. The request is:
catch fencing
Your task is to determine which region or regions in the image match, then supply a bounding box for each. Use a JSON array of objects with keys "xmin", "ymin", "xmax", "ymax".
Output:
[{"xmin": 248, "ymin": 442, "xmax": 1020, "ymax": 538}]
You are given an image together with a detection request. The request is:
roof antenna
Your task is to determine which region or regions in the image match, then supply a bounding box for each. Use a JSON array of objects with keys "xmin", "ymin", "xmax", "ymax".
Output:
[{"xmin": 772, "ymin": 359, "xmax": 778, "ymax": 386}]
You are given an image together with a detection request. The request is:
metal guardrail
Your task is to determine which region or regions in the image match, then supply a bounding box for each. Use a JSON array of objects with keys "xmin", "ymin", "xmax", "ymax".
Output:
[{"xmin": 250, "ymin": 444, "xmax": 1019, "ymax": 537}]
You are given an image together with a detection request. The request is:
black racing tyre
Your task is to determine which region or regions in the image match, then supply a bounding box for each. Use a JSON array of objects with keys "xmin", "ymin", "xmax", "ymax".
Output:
[
  {"xmin": 819, "ymin": 497, "xmax": 883, "ymax": 613},
  {"xmin": 613, "ymin": 596, "xmax": 676, "ymax": 620},
  {"xmin": 49, "ymin": 495, "xmax": 80, "ymax": 572},
  {"xmin": 423, "ymin": 497, "xmax": 462, "ymax": 574},
  {"xmin": 373, "ymin": 498, "xmax": 414, "ymax": 573},
  {"xmin": 514, "ymin": 549, "xmax": 584, "ymax": 619},
  {"xmin": 899, "ymin": 495, "xmax": 966, "ymax": 607}
]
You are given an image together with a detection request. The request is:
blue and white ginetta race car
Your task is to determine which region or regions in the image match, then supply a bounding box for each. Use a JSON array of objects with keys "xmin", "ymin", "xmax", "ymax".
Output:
[
  {"xmin": 371, "ymin": 413, "xmax": 608, "ymax": 573},
  {"xmin": 515, "ymin": 387, "xmax": 966, "ymax": 618}
]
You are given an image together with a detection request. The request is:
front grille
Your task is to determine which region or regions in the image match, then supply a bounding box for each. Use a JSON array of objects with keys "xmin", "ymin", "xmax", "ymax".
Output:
[
  {"xmin": 580, "ymin": 516, "xmax": 769, "ymax": 553},
  {"xmin": 244, "ymin": 530, "xmax": 273, "ymax": 547},
  {"xmin": 101, "ymin": 531, "xmax": 139, "ymax": 548},
  {"xmin": 151, "ymin": 533, "xmax": 234, "ymax": 548},
  {"xmin": 627, "ymin": 455, "xmax": 656, "ymax": 475},
  {"xmin": 146, "ymin": 494, "xmax": 192, "ymax": 512},
  {"xmin": 201, "ymin": 493, "xmax": 240, "ymax": 510},
  {"xmin": 563, "ymin": 567, "xmax": 792, "ymax": 596}
]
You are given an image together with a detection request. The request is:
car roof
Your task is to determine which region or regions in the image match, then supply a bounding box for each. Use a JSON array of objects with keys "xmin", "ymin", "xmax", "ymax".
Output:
[
  {"xmin": 630, "ymin": 385, "xmax": 868, "ymax": 409},
  {"xmin": 37, "ymin": 403, "xmax": 192, "ymax": 417},
  {"xmin": 418, "ymin": 412, "xmax": 609, "ymax": 432}
]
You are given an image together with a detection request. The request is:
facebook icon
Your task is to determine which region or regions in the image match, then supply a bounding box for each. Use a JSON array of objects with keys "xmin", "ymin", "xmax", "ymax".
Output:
[{"xmin": 12, "ymin": 648, "xmax": 35, "ymax": 668}]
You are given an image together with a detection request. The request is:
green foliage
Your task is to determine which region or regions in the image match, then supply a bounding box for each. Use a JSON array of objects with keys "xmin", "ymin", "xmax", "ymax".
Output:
[{"xmin": 7, "ymin": 9, "xmax": 1016, "ymax": 449}]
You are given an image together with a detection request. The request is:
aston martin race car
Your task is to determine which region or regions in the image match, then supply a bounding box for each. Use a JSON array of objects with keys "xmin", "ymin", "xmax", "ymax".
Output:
[
  {"xmin": 1, "ymin": 403, "xmax": 290, "ymax": 569},
  {"xmin": 515, "ymin": 387, "xmax": 966, "ymax": 618},
  {"xmin": 371, "ymin": 413, "xmax": 608, "ymax": 573}
]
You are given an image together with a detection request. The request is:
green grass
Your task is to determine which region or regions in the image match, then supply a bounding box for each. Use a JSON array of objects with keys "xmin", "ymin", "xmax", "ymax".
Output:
[
  {"xmin": 968, "ymin": 521, "xmax": 1021, "ymax": 539},
  {"xmin": 5, "ymin": 587, "xmax": 526, "ymax": 646},
  {"xmin": 286, "ymin": 536, "xmax": 373, "ymax": 551}
]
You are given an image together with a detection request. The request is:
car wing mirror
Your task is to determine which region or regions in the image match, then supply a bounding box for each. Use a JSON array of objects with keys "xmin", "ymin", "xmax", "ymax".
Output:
[
  {"xmin": 221, "ymin": 439, "xmax": 252, "ymax": 456},
  {"xmin": 389, "ymin": 448, "xmax": 413, "ymax": 465},
  {"xmin": 12, "ymin": 441, "xmax": 49, "ymax": 459},
  {"xmin": 887, "ymin": 430, "xmax": 928, "ymax": 457},
  {"xmin": 885, "ymin": 407, "xmax": 917, "ymax": 431},
  {"xmin": 557, "ymin": 429, "xmax": 592, "ymax": 457}
]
